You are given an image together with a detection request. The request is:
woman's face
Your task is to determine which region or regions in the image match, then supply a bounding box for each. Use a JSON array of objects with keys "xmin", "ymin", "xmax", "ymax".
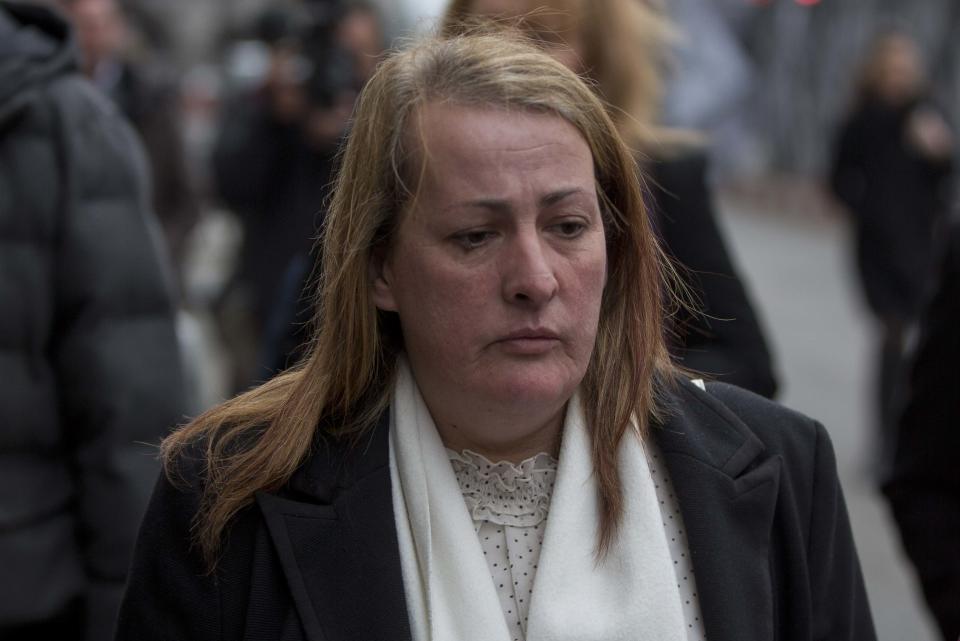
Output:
[{"xmin": 371, "ymin": 102, "xmax": 606, "ymax": 448}]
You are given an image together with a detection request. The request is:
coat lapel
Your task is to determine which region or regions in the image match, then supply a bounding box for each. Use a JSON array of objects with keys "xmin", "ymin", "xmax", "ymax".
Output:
[
  {"xmin": 257, "ymin": 413, "xmax": 412, "ymax": 641},
  {"xmin": 654, "ymin": 382, "xmax": 782, "ymax": 641},
  {"xmin": 255, "ymin": 382, "xmax": 780, "ymax": 641}
]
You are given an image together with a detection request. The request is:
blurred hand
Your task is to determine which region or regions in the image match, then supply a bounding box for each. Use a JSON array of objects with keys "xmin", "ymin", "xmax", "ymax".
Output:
[{"xmin": 906, "ymin": 107, "xmax": 954, "ymax": 161}]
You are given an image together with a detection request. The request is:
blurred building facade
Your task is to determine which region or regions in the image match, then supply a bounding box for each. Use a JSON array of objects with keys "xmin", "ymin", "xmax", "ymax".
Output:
[
  {"xmin": 126, "ymin": 0, "xmax": 959, "ymax": 181},
  {"xmin": 722, "ymin": 0, "xmax": 960, "ymax": 176}
]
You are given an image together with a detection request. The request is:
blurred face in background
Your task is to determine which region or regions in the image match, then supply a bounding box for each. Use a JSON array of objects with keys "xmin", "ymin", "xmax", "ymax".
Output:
[
  {"xmin": 872, "ymin": 35, "xmax": 925, "ymax": 105},
  {"xmin": 466, "ymin": 0, "xmax": 586, "ymax": 73},
  {"xmin": 337, "ymin": 7, "xmax": 384, "ymax": 83},
  {"xmin": 62, "ymin": 0, "xmax": 126, "ymax": 74}
]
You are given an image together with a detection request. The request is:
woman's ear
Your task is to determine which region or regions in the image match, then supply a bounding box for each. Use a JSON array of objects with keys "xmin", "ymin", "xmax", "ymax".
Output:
[{"xmin": 369, "ymin": 247, "xmax": 398, "ymax": 311}]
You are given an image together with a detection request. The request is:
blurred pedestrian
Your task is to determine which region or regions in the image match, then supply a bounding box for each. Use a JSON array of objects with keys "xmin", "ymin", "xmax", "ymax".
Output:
[
  {"xmin": 58, "ymin": 0, "xmax": 200, "ymax": 282},
  {"xmin": 212, "ymin": 0, "xmax": 385, "ymax": 387},
  {"xmin": 829, "ymin": 31, "xmax": 954, "ymax": 472},
  {"xmin": 443, "ymin": 0, "xmax": 779, "ymax": 397},
  {"xmin": 259, "ymin": 0, "xmax": 387, "ymax": 375},
  {"xmin": 337, "ymin": 0, "xmax": 385, "ymax": 84},
  {"xmin": 883, "ymin": 219, "xmax": 960, "ymax": 641},
  {"xmin": 0, "ymin": 1, "xmax": 185, "ymax": 638}
]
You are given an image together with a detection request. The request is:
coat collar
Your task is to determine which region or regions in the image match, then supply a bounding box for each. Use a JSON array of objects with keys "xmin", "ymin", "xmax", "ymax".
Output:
[
  {"xmin": 256, "ymin": 413, "xmax": 412, "ymax": 641},
  {"xmin": 258, "ymin": 381, "xmax": 779, "ymax": 641},
  {"xmin": 652, "ymin": 380, "xmax": 781, "ymax": 641}
]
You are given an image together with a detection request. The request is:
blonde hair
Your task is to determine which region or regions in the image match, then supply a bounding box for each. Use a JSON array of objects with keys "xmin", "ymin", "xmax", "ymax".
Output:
[
  {"xmin": 442, "ymin": 0, "xmax": 695, "ymax": 151},
  {"xmin": 163, "ymin": 32, "xmax": 679, "ymax": 569}
]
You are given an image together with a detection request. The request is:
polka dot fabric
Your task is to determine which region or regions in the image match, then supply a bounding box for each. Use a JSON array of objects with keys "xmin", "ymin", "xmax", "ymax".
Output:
[
  {"xmin": 448, "ymin": 445, "xmax": 707, "ymax": 641},
  {"xmin": 448, "ymin": 450, "xmax": 557, "ymax": 641},
  {"xmin": 647, "ymin": 442, "xmax": 708, "ymax": 641}
]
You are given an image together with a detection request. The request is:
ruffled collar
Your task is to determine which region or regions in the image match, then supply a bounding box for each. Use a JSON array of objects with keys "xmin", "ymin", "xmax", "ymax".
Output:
[{"xmin": 447, "ymin": 449, "xmax": 558, "ymax": 527}]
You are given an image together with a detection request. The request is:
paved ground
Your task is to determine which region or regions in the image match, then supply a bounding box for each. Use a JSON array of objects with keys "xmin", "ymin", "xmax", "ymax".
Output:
[{"xmin": 716, "ymin": 192, "xmax": 939, "ymax": 641}]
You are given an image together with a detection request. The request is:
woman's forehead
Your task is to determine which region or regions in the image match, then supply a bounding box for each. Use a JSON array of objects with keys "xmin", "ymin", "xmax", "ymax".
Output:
[
  {"xmin": 408, "ymin": 102, "xmax": 592, "ymax": 174},
  {"xmin": 396, "ymin": 102, "xmax": 598, "ymax": 218}
]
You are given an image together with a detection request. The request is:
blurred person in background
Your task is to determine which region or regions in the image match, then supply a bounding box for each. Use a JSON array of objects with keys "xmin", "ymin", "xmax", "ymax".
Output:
[
  {"xmin": 337, "ymin": 0, "xmax": 385, "ymax": 83},
  {"xmin": 212, "ymin": 0, "xmax": 384, "ymax": 389},
  {"xmin": 829, "ymin": 31, "xmax": 954, "ymax": 474},
  {"xmin": 883, "ymin": 218, "xmax": 960, "ymax": 641},
  {"xmin": 259, "ymin": 0, "xmax": 386, "ymax": 375},
  {"xmin": 442, "ymin": 0, "xmax": 779, "ymax": 398},
  {"xmin": 0, "ymin": 1, "xmax": 185, "ymax": 639},
  {"xmin": 58, "ymin": 0, "xmax": 200, "ymax": 282}
]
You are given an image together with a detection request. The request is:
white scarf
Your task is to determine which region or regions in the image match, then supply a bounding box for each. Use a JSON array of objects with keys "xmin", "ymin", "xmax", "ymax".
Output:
[{"xmin": 389, "ymin": 359, "xmax": 687, "ymax": 641}]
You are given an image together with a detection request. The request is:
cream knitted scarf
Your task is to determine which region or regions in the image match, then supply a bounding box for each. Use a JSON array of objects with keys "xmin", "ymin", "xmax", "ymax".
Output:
[{"xmin": 389, "ymin": 359, "xmax": 686, "ymax": 641}]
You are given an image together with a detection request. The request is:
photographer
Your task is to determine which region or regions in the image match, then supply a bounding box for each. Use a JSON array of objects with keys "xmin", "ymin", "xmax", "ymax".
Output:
[{"xmin": 212, "ymin": 0, "xmax": 383, "ymax": 387}]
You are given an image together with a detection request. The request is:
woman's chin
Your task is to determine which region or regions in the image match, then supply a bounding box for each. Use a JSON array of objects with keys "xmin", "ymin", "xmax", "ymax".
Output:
[{"xmin": 478, "ymin": 363, "xmax": 581, "ymax": 410}]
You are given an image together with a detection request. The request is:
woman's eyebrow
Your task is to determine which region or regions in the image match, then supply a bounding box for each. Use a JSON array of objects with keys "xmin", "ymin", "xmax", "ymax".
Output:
[
  {"xmin": 454, "ymin": 188, "xmax": 590, "ymax": 214},
  {"xmin": 540, "ymin": 187, "xmax": 590, "ymax": 207},
  {"xmin": 456, "ymin": 198, "xmax": 512, "ymax": 215}
]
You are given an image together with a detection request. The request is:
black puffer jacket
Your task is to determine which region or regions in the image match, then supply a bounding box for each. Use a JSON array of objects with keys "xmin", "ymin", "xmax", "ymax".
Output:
[{"xmin": 0, "ymin": 2, "xmax": 185, "ymax": 638}]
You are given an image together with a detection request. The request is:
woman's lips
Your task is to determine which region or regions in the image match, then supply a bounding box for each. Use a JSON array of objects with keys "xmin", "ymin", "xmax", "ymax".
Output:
[{"xmin": 495, "ymin": 330, "xmax": 562, "ymax": 355}]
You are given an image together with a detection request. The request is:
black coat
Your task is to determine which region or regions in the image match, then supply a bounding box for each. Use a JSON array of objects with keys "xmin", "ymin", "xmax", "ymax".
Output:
[
  {"xmin": 0, "ymin": 2, "xmax": 185, "ymax": 636},
  {"xmin": 116, "ymin": 382, "xmax": 875, "ymax": 641},
  {"xmin": 649, "ymin": 153, "xmax": 778, "ymax": 398},
  {"xmin": 211, "ymin": 91, "xmax": 337, "ymax": 331},
  {"xmin": 884, "ymin": 220, "xmax": 960, "ymax": 641},
  {"xmin": 830, "ymin": 98, "xmax": 954, "ymax": 319}
]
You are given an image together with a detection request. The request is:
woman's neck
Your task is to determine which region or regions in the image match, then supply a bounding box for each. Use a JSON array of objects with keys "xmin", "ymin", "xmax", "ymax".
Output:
[{"xmin": 429, "ymin": 405, "xmax": 565, "ymax": 464}]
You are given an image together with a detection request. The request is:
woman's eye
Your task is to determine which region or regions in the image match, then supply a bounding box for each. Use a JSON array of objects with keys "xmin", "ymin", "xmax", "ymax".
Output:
[
  {"xmin": 551, "ymin": 220, "xmax": 587, "ymax": 238},
  {"xmin": 453, "ymin": 230, "xmax": 495, "ymax": 250}
]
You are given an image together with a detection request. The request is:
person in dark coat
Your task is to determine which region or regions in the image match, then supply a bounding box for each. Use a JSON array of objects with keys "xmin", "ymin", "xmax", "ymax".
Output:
[
  {"xmin": 116, "ymin": 33, "xmax": 873, "ymax": 641},
  {"xmin": 883, "ymin": 219, "xmax": 960, "ymax": 641},
  {"xmin": 59, "ymin": 0, "xmax": 200, "ymax": 278},
  {"xmin": 649, "ymin": 153, "xmax": 776, "ymax": 396},
  {"xmin": 212, "ymin": 1, "xmax": 383, "ymax": 386},
  {"xmin": 0, "ymin": 2, "xmax": 185, "ymax": 639},
  {"xmin": 829, "ymin": 31, "xmax": 954, "ymax": 468},
  {"xmin": 442, "ymin": 0, "xmax": 779, "ymax": 399}
]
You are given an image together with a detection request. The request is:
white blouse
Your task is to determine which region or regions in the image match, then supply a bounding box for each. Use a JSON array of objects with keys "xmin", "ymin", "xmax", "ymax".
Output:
[
  {"xmin": 447, "ymin": 449, "xmax": 556, "ymax": 641},
  {"xmin": 448, "ymin": 444, "xmax": 707, "ymax": 641}
]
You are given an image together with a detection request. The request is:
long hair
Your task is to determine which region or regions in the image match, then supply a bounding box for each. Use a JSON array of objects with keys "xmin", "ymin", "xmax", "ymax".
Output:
[
  {"xmin": 163, "ymin": 32, "xmax": 679, "ymax": 569},
  {"xmin": 441, "ymin": 0, "xmax": 693, "ymax": 152}
]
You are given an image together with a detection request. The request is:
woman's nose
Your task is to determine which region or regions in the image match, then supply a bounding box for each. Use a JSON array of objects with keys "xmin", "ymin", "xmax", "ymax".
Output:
[{"xmin": 501, "ymin": 233, "xmax": 559, "ymax": 306}]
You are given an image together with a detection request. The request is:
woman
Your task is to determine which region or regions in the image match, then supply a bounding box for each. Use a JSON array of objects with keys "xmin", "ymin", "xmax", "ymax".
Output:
[
  {"xmin": 116, "ymin": 33, "xmax": 874, "ymax": 641},
  {"xmin": 830, "ymin": 31, "xmax": 954, "ymax": 470},
  {"xmin": 443, "ymin": 0, "xmax": 779, "ymax": 398}
]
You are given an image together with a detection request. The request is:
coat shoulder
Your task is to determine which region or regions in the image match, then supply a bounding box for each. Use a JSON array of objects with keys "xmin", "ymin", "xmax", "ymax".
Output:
[
  {"xmin": 671, "ymin": 382, "xmax": 877, "ymax": 640},
  {"xmin": 697, "ymin": 380, "xmax": 828, "ymax": 465},
  {"xmin": 706, "ymin": 382, "xmax": 823, "ymax": 447},
  {"xmin": 703, "ymin": 381, "xmax": 814, "ymax": 427}
]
